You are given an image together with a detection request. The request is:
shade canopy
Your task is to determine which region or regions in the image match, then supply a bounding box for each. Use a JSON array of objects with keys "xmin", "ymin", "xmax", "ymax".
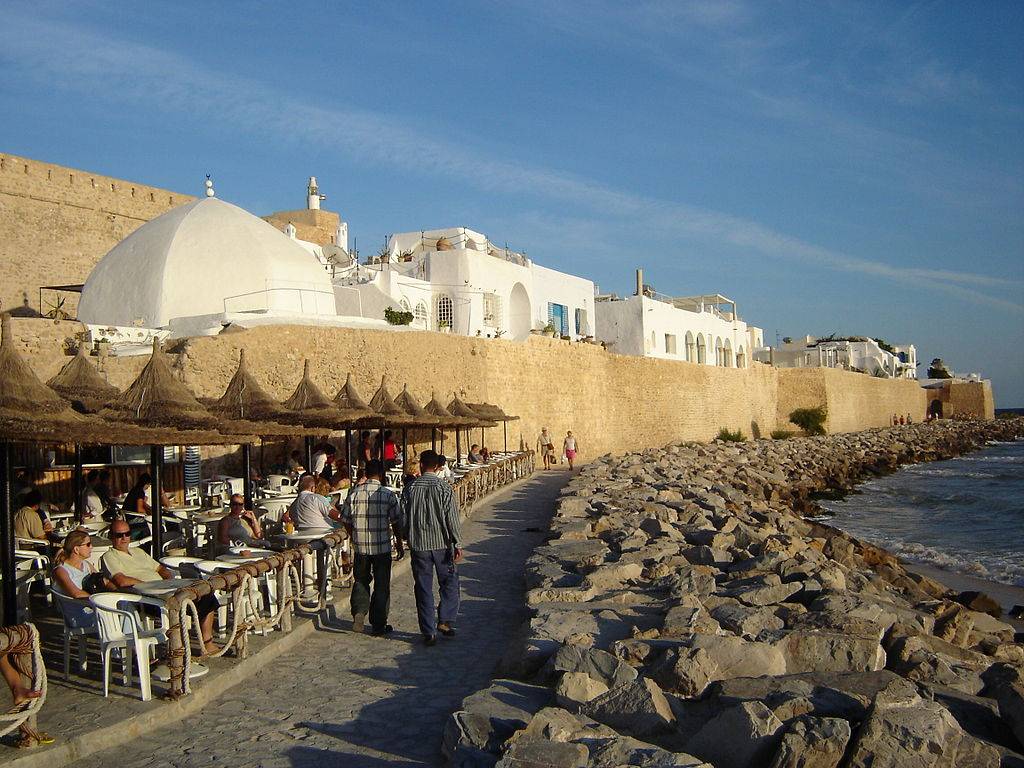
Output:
[
  {"xmin": 333, "ymin": 373, "xmax": 373, "ymax": 414},
  {"xmin": 204, "ymin": 350, "xmax": 308, "ymax": 437},
  {"xmin": 424, "ymin": 390, "xmax": 476, "ymax": 429},
  {"xmin": 448, "ymin": 394, "xmax": 497, "ymax": 428},
  {"xmin": 275, "ymin": 359, "xmax": 354, "ymax": 430},
  {"xmin": 364, "ymin": 377, "xmax": 425, "ymax": 427},
  {"xmin": 466, "ymin": 402, "xmax": 519, "ymax": 422},
  {"xmin": 46, "ymin": 346, "xmax": 119, "ymax": 414}
]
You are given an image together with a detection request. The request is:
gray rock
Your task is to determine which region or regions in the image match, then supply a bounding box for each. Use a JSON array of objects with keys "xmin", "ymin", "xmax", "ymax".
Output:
[
  {"xmin": 443, "ymin": 680, "xmax": 553, "ymax": 766},
  {"xmin": 547, "ymin": 644, "xmax": 639, "ymax": 689},
  {"xmin": 844, "ymin": 682, "xmax": 1000, "ymax": 768},
  {"xmin": 580, "ymin": 735, "xmax": 711, "ymax": 768},
  {"xmin": 649, "ymin": 647, "xmax": 718, "ymax": 698},
  {"xmin": 887, "ymin": 634, "xmax": 989, "ymax": 695},
  {"xmin": 555, "ymin": 672, "xmax": 609, "ymax": 711},
  {"xmin": 685, "ymin": 700, "xmax": 784, "ymax": 768},
  {"xmin": 689, "ymin": 633, "xmax": 788, "ymax": 680},
  {"xmin": 584, "ymin": 561, "xmax": 644, "ymax": 591},
  {"xmin": 709, "ymin": 600, "xmax": 785, "ymax": 637},
  {"xmin": 580, "ymin": 677, "xmax": 676, "ymax": 737},
  {"xmin": 768, "ymin": 716, "xmax": 851, "ymax": 768},
  {"xmin": 982, "ymin": 664, "xmax": 1024, "ymax": 750},
  {"xmin": 768, "ymin": 630, "xmax": 886, "ymax": 674},
  {"xmin": 495, "ymin": 738, "xmax": 588, "ymax": 768},
  {"xmin": 661, "ymin": 598, "xmax": 722, "ymax": 638}
]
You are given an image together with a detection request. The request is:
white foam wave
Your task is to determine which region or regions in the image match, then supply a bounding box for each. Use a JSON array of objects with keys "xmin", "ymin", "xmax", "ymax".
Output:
[
  {"xmin": 875, "ymin": 539, "xmax": 1024, "ymax": 587},
  {"xmin": 961, "ymin": 455, "xmax": 1023, "ymax": 463}
]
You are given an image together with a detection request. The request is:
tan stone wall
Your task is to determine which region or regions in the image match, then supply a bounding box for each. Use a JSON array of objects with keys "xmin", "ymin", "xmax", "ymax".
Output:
[
  {"xmin": 947, "ymin": 380, "xmax": 995, "ymax": 420},
  {"xmin": 10, "ymin": 320, "xmax": 959, "ymax": 464},
  {"xmin": 262, "ymin": 209, "xmax": 340, "ymax": 246},
  {"xmin": 0, "ymin": 153, "xmax": 194, "ymax": 318}
]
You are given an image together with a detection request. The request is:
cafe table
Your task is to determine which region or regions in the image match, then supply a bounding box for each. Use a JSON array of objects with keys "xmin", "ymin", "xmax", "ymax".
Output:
[{"xmin": 132, "ymin": 578, "xmax": 210, "ymax": 681}]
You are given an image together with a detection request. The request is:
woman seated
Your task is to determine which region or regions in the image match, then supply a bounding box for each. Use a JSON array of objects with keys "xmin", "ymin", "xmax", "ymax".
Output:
[
  {"xmin": 217, "ymin": 494, "xmax": 273, "ymax": 555},
  {"xmin": 52, "ymin": 530, "xmax": 114, "ymax": 598},
  {"xmin": 467, "ymin": 444, "xmax": 485, "ymax": 464}
]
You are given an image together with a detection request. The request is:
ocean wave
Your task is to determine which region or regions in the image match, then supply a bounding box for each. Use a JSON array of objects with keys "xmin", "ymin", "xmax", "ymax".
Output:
[
  {"xmin": 905, "ymin": 467, "xmax": 995, "ymax": 479},
  {"xmin": 961, "ymin": 455, "xmax": 1024, "ymax": 463},
  {"xmin": 860, "ymin": 538, "xmax": 1024, "ymax": 587}
]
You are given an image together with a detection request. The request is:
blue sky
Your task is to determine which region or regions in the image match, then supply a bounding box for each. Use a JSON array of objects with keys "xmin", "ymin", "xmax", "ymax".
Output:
[{"xmin": 3, "ymin": 1, "xmax": 1023, "ymax": 403}]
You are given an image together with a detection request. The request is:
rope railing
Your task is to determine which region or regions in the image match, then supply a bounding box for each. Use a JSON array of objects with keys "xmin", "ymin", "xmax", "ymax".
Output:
[
  {"xmin": 163, "ymin": 451, "xmax": 534, "ymax": 699},
  {"xmin": 0, "ymin": 623, "xmax": 49, "ymax": 747}
]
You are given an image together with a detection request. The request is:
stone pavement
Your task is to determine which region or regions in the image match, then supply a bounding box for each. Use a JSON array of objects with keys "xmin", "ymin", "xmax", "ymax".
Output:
[{"xmin": 78, "ymin": 469, "xmax": 569, "ymax": 768}]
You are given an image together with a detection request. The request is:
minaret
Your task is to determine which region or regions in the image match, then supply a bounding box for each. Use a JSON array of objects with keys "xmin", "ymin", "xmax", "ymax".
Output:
[
  {"xmin": 307, "ymin": 176, "xmax": 325, "ymax": 210},
  {"xmin": 336, "ymin": 220, "xmax": 349, "ymax": 251}
]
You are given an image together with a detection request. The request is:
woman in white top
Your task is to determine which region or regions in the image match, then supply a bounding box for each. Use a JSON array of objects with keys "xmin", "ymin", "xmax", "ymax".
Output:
[{"xmin": 52, "ymin": 530, "xmax": 111, "ymax": 598}]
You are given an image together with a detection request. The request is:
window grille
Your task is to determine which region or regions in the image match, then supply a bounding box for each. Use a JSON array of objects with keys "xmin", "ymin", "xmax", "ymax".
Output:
[
  {"xmin": 414, "ymin": 301, "xmax": 428, "ymax": 327},
  {"xmin": 483, "ymin": 293, "xmax": 502, "ymax": 328},
  {"xmin": 436, "ymin": 295, "xmax": 454, "ymax": 330}
]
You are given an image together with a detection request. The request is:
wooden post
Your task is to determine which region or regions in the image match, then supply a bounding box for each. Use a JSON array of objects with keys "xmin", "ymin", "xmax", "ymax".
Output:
[
  {"xmin": 0, "ymin": 442, "xmax": 15, "ymax": 625},
  {"xmin": 242, "ymin": 443, "xmax": 253, "ymax": 509},
  {"xmin": 150, "ymin": 446, "xmax": 164, "ymax": 555},
  {"xmin": 73, "ymin": 443, "xmax": 83, "ymax": 521}
]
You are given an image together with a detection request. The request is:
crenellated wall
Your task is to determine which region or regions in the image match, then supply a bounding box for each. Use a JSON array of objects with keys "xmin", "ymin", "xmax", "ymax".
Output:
[
  {"xmin": 8, "ymin": 320, "xmax": 949, "ymax": 462},
  {"xmin": 0, "ymin": 153, "xmax": 193, "ymax": 318}
]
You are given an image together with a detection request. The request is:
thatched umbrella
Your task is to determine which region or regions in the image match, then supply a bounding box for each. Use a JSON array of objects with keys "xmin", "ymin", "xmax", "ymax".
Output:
[
  {"xmin": 467, "ymin": 402, "xmax": 520, "ymax": 453},
  {"xmin": 275, "ymin": 360, "xmax": 362, "ymax": 471},
  {"xmin": 97, "ymin": 339, "xmax": 258, "ymax": 553},
  {"xmin": 447, "ymin": 394, "xmax": 496, "ymax": 465},
  {"xmin": 422, "ymin": 391, "xmax": 473, "ymax": 460},
  {"xmin": 46, "ymin": 346, "xmax": 119, "ymax": 414},
  {"xmin": 365, "ymin": 377, "xmax": 431, "ymax": 474},
  {"xmin": 331, "ymin": 373, "xmax": 376, "ymax": 478},
  {"xmin": 396, "ymin": 384, "xmax": 444, "ymax": 456}
]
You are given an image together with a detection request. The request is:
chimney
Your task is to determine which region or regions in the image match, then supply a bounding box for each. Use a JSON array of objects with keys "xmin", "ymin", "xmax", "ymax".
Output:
[{"xmin": 635, "ymin": 267, "xmax": 643, "ymax": 297}]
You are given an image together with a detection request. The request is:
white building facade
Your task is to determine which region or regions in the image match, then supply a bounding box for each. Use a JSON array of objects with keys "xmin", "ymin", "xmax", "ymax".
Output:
[
  {"xmin": 594, "ymin": 284, "xmax": 759, "ymax": 368},
  {"xmin": 754, "ymin": 336, "xmax": 917, "ymax": 379},
  {"xmin": 333, "ymin": 227, "xmax": 596, "ymax": 341}
]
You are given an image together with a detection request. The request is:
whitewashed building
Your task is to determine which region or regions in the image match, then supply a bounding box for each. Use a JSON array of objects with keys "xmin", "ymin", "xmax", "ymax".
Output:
[
  {"xmin": 594, "ymin": 270, "xmax": 760, "ymax": 367},
  {"xmin": 332, "ymin": 227, "xmax": 597, "ymax": 341},
  {"xmin": 755, "ymin": 336, "xmax": 917, "ymax": 378}
]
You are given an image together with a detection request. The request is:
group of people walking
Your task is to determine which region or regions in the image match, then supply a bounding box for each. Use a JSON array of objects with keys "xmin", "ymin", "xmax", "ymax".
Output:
[
  {"xmin": 536, "ymin": 427, "xmax": 580, "ymax": 470},
  {"xmin": 339, "ymin": 451, "xmax": 462, "ymax": 646}
]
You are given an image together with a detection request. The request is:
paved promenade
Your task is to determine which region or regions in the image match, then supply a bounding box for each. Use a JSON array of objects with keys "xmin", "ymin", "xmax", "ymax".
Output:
[{"xmin": 79, "ymin": 470, "xmax": 568, "ymax": 768}]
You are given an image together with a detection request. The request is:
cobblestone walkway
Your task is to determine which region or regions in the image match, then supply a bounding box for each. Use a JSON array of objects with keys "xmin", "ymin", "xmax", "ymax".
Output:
[{"xmin": 81, "ymin": 470, "xmax": 568, "ymax": 768}]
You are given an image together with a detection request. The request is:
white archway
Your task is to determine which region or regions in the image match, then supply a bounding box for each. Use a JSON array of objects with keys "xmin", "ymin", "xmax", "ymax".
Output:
[
  {"xmin": 508, "ymin": 282, "xmax": 531, "ymax": 340},
  {"xmin": 724, "ymin": 338, "xmax": 733, "ymax": 367},
  {"xmin": 684, "ymin": 331, "xmax": 695, "ymax": 362},
  {"xmin": 715, "ymin": 337, "xmax": 724, "ymax": 366},
  {"xmin": 696, "ymin": 334, "xmax": 707, "ymax": 364},
  {"xmin": 736, "ymin": 345, "xmax": 746, "ymax": 368}
]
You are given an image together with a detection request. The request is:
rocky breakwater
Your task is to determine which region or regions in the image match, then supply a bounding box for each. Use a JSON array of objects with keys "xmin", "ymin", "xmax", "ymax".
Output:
[{"xmin": 443, "ymin": 419, "xmax": 1024, "ymax": 768}]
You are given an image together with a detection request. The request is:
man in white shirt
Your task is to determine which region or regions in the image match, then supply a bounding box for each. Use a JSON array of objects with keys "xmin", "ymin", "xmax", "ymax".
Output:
[
  {"xmin": 286, "ymin": 475, "xmax": 341, "ymax": 530},
  {"xmin": 311, "ymin": 447, "xmax": 328, "ymax": 477},
  {"xmin": 537, "ymin": 428, "xmax": 555, "ymax": 470},
  {"xmin": 78, "ymin": 469, "xmax": 105, "ymax": 522}
]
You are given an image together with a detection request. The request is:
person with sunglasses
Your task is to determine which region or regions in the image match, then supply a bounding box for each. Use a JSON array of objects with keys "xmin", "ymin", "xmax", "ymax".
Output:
[
  {"xmin": 52, "ymin": 530, "xmax": 112, "ymax": 598},
  {"xmin": 101, "ymin": 519, "xmax": 220, "ymax": 654}
]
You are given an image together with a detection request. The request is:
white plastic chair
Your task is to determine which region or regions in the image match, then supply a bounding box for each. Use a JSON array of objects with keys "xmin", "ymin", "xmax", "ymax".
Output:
[
  {"xmin": 52, "ymin": 589, "xmax": 98, "ymax": 678},
  {"xmin": 194, "ymin": 559, "xmax": 267, "ymax": 635},
  {"xmin": 88, "ymin": 592, "xmax": 166, "ymax": 701}
]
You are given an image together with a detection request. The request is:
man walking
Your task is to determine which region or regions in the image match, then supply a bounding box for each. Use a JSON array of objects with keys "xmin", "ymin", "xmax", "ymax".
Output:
[
  {"xmin": 404, "ymin": 450, "xmax": 463, "ymax": 646},
  {"xmin": 341, "ymin": 460, "xmax": 404, "ymax": 635}
]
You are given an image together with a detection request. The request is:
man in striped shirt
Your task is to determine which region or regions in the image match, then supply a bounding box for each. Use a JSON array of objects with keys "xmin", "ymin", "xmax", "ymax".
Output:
[
  {"xmin": 341, "ymin": 460, "xmax": 404, "ymax": 636},
  {"xmin": 404, "ymin": 450, "xmax": 463, "ymax": 646}
]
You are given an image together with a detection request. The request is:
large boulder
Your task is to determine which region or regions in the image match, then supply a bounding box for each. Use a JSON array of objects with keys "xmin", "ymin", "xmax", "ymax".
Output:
[
  {"xmin": 555, "ymin": 672, "xmax": 609, "ymax": 711},
  {"xmin": 580, "ymin": 677, "xmax": 676, "ymax": 737},
  {"xmin": 580, "ymin": 735, "xmax": 711, "ymax": 768},
  {"xmin": 982, "ymin": 664, "xmax": 1024, "ymax": 749},
  {"xmin": 844, "ymin": 683, "xmax": 1000, "ymax": 768},
  {"xmin": 708, "ymin": 599, "xmax": 785, "ymax": 637},
  {"xmin": 495, "ymin": 739, "xmax": 588, "ymax": 768},
  {"xmin": 768, "ymin": 716, "xmax": 851, "ymax": 768},
  {"xmin": 769, "ymin": 630, "xmax": 886, "ymax": 674},
  {"xmin": 685, "ymin": 701, "xmax": 784, "ymax": 768},
  {"xmin": 442, "ymin": 680, "xmax": 553, "ymax": 767},
  {"xmin": 689, "ymin": 634, "xmax": 788, "ymax": 680},
  {"xmin": 546, "ymin": 644, "xmax": 638, "ymax": 689}
]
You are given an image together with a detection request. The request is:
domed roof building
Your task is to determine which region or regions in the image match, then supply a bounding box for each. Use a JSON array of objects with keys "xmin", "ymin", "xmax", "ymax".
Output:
[{"xmin": 78, "ymin": 196, "xmax": 337, "ymax": 330}]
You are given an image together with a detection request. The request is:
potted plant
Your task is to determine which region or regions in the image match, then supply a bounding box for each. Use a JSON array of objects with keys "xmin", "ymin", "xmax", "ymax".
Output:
[
  {"xmin": 438, "ymin": 320, "xmax": 452, "ymax": 333},
  {"xmin": 542, "ymin": 323, "xmax": 556, "ymax": 338},
  {"xmin": 384, "ymin": 306, "xmax": 414, "ymax": 326}
]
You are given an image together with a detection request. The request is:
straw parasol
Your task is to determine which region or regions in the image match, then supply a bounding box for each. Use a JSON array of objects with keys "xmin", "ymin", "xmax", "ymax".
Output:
[
  {"xmin": 203, "ymin": 350, "xmax": 308, "ymax": 437},
  {"xmin": 395, "ymin": 384, "xmax": 441, "ymax": 425},
  {"xmin": 466, "ymin": 402, "xmax": 519, "ymax": 423},
  {"xmin": 333, "ymin": 372, "xmax": 373, "ymax": 415},
  {"xmin": 275, "ymin": 359, "xmax": 355, "ymax": 430},
  {"xmin": 47, "ymin": 346, "xmax": 119, "ymax": 414},
  {"xmin": 364, "ymin": 377, "xmax": 424, "ymax": 428},
  {"xmin": 423, "ymin": 390, "xmax": 475, "ymax": 428},
  {"xmin": 0, "ymin": 318, "xmax": 220, "ymax": 445},
  {"xmin": 448, "ymin": 393, "xmax": 497, "ymax": 428}
]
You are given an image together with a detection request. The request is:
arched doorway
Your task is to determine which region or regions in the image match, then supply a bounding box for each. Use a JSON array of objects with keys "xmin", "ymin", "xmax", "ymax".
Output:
[
  {"xmin": 508, "ymin": 283, "xmax": 531, "ymax": 341},
  {"xmin": 696, "ymin": 334, "xmax": 707, "ymax": 364},
  {"xmin": 724, "ymin": 339, "xmax": 733, "ymax": 367},
  {"xmin": 928, "ymin": 399, "xmax": 943, "ymax": 419}
]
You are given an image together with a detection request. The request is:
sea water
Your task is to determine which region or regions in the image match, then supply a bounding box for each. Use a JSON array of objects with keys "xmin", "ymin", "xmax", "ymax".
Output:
[{"xmin": 817, "ymin": 438, "xmax": 1024, "ymax": 587}]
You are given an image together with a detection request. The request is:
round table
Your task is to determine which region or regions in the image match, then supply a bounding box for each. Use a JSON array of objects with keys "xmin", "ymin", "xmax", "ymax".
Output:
[
  {"xmin": 133, "ymin": 578, "xmax": 198, "ymax": 597},
  {"xmin": 216, "ymin": 550, "xmax": 276, "ymax": 564}
]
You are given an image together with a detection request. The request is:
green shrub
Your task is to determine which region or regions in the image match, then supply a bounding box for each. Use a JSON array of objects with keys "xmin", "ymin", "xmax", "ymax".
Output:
[
  {"xmin": 717, "ymin": 427, "xmax": 745, "ymax": 442},
  {"xmin": 384, "ymin": 306, "xmax": 414, "ymax": 325},
  {"xmin": 789, "ymin": 407, "xmax": 827, "ymax": 435},
  {"xmin": 770, "ymin": 429, "xmax": 797, "ymax": 439}
]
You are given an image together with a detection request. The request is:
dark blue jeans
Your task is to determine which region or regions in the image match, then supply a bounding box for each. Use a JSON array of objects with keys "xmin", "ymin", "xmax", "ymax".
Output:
[
  {"xmin": 351, "ymin": 552, "xmax": 392, "ymax": 631},
  {"xmin": 410, "ymin": 548, "xmax": 460, "ymax": 637}
]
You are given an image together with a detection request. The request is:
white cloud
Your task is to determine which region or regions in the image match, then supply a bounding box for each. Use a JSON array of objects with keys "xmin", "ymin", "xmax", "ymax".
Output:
[{"xmin": 2, "ymin": 11, "xmax": 1020, "ymax": 315}]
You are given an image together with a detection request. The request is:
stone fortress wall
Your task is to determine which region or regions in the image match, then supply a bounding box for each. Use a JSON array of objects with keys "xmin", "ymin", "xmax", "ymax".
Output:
[
  {"xmin": 0, "ymin": 152, "xmax": 993, "ymax": 458},
  {"xmin": 0, "ymin": 153, "xmax": 194, "ymax": 318},
  {"xmin": 9, "ymin": 319, "xmax": 936, "ymax": 459}
]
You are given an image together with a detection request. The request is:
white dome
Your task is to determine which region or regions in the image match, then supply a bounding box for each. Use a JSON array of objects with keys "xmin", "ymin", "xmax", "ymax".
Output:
[{"xmin": 78, "ymin": 197, "xmax": 336, "ymax": 328}]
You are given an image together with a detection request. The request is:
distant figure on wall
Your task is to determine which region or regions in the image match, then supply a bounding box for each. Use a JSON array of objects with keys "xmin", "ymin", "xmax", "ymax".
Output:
[
  {"xmin": 537, "ymin": 428, "xmax": 556, "ymax": 470},
  {"xmin": 899, "ymin": 415, "xmax": 905, "ymax": 426},
  {"xmin": 563, "ymin": 431, "xmax": 580, "ymax": 470}
]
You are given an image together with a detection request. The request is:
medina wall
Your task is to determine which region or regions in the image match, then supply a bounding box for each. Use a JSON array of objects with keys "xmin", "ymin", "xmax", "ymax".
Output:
[
  {"xmin": 0, "ymin": 153, "xmax": 193, "ymax": 319},
  {"xmin": 10, "ymin": 319, "xmax": 946, "ymax": 461}
]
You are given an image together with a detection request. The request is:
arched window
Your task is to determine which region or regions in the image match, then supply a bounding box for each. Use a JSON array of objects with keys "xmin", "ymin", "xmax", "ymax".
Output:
[
  {"xmin": 399, "ymin": 297, "xmax": 411, "ymax": 313},
  {"xmin": 696, "ymin": 334, "xmax": 707, "ymax": 364},
  {"xmin": 435, "ymin": 294, "xmax": 454, "ymax": 331},
  {"xmin": 715, "ymin": 337, "xmax": 724, "ymax": 366},
  {"xmin": 736, "ymin": 345, "xmax": 746, "ymax": 368},
  {"xmin": 685, "ymin": 332, "xmax": 695, "ymax": 362},
  {"xmin": 414, "ymin": 301, "xmax": 428, "ymax": 327},
  {"xmin": 724, "ymin": 339, "xmax": 733, "ymax": 367}
]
